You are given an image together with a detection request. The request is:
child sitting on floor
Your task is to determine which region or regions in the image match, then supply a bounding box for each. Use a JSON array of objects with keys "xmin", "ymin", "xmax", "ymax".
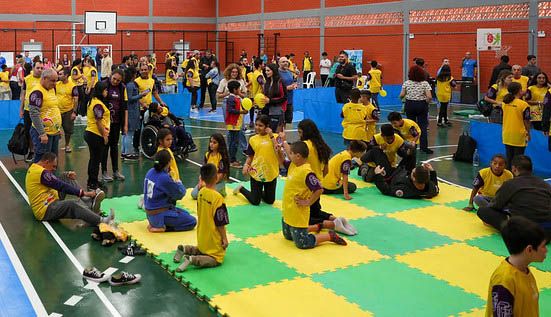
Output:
[
  {"xmin": 191, "ymin": 133, "xmax": 230, "ymax": 199},
  {"xmin": 463, "ymin": 154, "xmax": 513, "ymax": 211},
  {"xmin": 321, "ymin": 140, "xmax": 367, "ymax": 200},
  {"xmin": 280, "ymin": 141, "xmax": 347, "ymax": 249},
  {"xmin": 174, "ymin": 163, "xmax": 230, "ymax": 271},
  {"xmin": 486, "ymin": 216, "xmax": 548, "ymax": 316}
]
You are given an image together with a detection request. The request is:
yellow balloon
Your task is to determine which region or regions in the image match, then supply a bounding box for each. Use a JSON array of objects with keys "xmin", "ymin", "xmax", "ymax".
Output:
[
  {"xmin": 379, "ymin": 89, "xmax": 387, "ymax": 97},
  {"xmin": 254, "ymin": 93, "xmax": 266, "ymax": 109},
  {"xmin": 242, "ymin": 98, "xmax": 253, "ymax": 111}
]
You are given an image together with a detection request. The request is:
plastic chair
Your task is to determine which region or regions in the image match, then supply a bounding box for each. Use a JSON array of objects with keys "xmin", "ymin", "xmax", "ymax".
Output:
[{"xmin": 305, "ymin": 72, "xmax": 316, "ymax": 89}]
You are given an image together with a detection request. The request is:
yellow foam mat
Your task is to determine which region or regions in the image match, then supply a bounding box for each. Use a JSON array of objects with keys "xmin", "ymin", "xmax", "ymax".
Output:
[
  {"xmin": 119, "ymin": 220, "xmax": 241, "ymax": 255},
  {"xmin": 459, "ymin": 307, "xmax": 485, "ymax": 316},
  {"xmin": 426, "ymin": 183, "xmax": 472, "ymax": 204},
  {"xmin": 212, "ymin": 277, "xmax": 372, "ymax": 317},
  {"xmin": 396, "ymin": 242, "xmax": 551, "ymax": 298},
  {"xmin": 177, "ymin": 186, "xmax": 250, "ymax": 213},
  {"xmin": 319, "ymin": 195, "xmax": 378, "ymax": 220},
  {"xmin": 348, "ymin": 178, "xmax": 374, "ymax": 189},
  {"xmin": 388, "ymin": 205, "xmax": 496, "ymax": 241},
  {"xmin": 246, "ymin": 232, "xmax": 389, "ymax": 275}
]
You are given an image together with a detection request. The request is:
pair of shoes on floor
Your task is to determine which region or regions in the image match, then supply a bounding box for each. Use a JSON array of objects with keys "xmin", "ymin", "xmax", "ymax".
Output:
[
  {"xmin": 102, "ymin": 171, "xmax": 126, "ymax": 182},
  {"xmin": 82, "ymin": 268, "xmax": 141, "ymax": 286},
  {"xmin": 122, "ymin": 153, "xmax": 139, "ymax": 161},
  {"xmin": 117, "ymin": 242, "xmax": 146, "ymax": 256},
  {"xmin": 173, "ymin": 245, "xmax": 193, "ymax": 272}
]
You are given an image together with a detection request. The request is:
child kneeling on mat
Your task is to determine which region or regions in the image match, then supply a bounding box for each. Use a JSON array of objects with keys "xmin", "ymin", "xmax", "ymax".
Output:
[
  {"xmin": 280, "ymin": 141, "xmax": 347, "ymax": 249},
  {"xmin": 174, "ymin": 163, "xmax": 230, "ymax": 271}
]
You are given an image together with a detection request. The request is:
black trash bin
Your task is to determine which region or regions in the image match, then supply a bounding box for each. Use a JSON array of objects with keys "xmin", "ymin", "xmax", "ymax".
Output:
[{"xmin": 460, "ymin": 82, "xmax": 477, "ymax": 104}]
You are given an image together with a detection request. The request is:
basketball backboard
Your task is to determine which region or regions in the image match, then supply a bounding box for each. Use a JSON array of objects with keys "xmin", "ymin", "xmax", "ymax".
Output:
[{"xmin": 85, "ymin": 11, "xmax": 117, "ymax": 35}]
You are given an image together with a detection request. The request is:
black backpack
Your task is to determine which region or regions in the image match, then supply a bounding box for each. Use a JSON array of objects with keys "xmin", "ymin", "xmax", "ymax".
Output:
[
  {"xmin": 7, "ymin": 122, "xmax": 28, "ymax": 161},
  {"xmin": 453, "ymin": 132, "xmax": 477, "ymax": 162},
  {"xmin": 477, "ymin": 98, "xmax": 493, "ymax": 117}
]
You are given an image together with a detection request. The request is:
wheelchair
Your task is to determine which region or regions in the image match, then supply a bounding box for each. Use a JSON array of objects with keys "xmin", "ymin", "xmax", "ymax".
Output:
[{"xmin": 140, "ymin": 111, "xmax": 197, "ymax": 160}]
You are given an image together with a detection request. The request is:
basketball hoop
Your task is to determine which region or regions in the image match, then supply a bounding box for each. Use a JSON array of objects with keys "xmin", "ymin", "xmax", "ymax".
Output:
[{"xmin": 495, "ymin": 45, "xmax": 512, "ymax": 58}]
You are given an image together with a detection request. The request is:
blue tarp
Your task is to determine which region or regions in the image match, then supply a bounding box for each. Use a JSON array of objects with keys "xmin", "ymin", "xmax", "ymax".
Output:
[
  {"xmin": 292, "ymin": 85, "xmax": 402, "ymax": 133},
  {"xmin": 470, "ymin": 120, "xmax": 551, "ymax": 177},
  {"xmin": 0, "ymin": 91, "xmax": 192, "ymax": 131}
]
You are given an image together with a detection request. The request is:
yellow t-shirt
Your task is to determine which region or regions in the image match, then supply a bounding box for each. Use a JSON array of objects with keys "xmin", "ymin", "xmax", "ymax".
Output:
[
  {"xmin": 364, "ymin": 103, "xmax": 378, "ymax": 142},
  {"xmin": 56, "ymin": 81, "xmax": 77, "ymax": 114},
  {"xmin": 70, "ymin": 66, "xmax": 84, "ymax": 86},
  {"xmin": 502, "ymin": 98, "xmax": 530, "ymax": 147},
  {"xmin": 165, "ymin": 69, "xmax": 176, "ymax": 86},
  {"xmin": 135, "ymin": 77, "xmax": 155, "ymax": 104},
  {"xmin": 342, "ymin": 102, "xmax": 368, "ymax": 141},
  {"xmin": 526, "ymin": 85, "xmax": 547, "ymax": 122},
  {"xmin": 395, "ymin": 119, "xmax": 421, "ymax": 144},
  {"xmin": 289, "ymin": 139, "xmax": 325, "ymax": 182},
  {"xmin": 197, "ymin": 187, "xmax": 227, "ymax": 263},
  {"xmin": 283, "ymin": 163, "xmax": 318, "ymax": 228},
  {"xmin": 289, "ymin": 61, "xmax": 297, "ymax": 79},
  {"xmin": 248, "ymin": 133, "xmax": 279, "ymax": 182},
  {"xmin": 186, "ymin": 68, "xmax": 200, "ymax": 88},
  {"xmin": 322, "ymin": 150, "xmax": 352, "ymax": 190},
  {"xmin": 251, "ymin": 70, "xmax": 265, "ymax": 98},
  {"xmin": 158, "ymin": 147, "xmax": 179, "ymax": 181},
  {"xmin": 485, "ymin": 258, "xmax": 539, "ymax": 317},
  {"xmin": 436, "ymin": 76, "xmax": 454, "ymax": 103},
  {"xmin": 475, "ymin": 167, "xmax": 514, "ymax": 198},
  {"xmin": 84, "ymin": 66, "xmax": 98, "ymax": 88},
  {"xmin": 25, "ymin": 163, "xmax": 60, "ymax": 221},
  {"xmin": 0, "ymin": 71, "xmax": 9, "ymax": 89},
  {"xmin": 86, "ymin": 98, "xmax": 110, "ymax": 137},
  {"xmin": 368, "ymin": 134, "xmax": 405, "ymax": 168},
  {"xmin": 368, "ymin": 69, "xmax": 382, "ymax": 93},
  {"xmin": 356, "ymin": 77, "xmax": 366, "ymax": 89},
  {"xmin": 30, "ymin": 84, "xmax": 62, "ymax": 135},
  {"xmin": 491, "ymin": 84, "xmax": 508, "ymax": 103},
  {"xmin": 512, "ymin": 75, "xmax": 529, "ymax": 92},
  {"xmin": 205, "ymin": 152, "xmax": 222, "ymax": 171},
  {"xmin": 148, "ymin": 63, "xmax": 155, "ymax": 78},
  {"xmin": 23, "ymin": 75, "xmax": 41, "ymax": 111},
  {"xmin": 303, "ymin": 57, "xmax": 312, "ymax": 72}
]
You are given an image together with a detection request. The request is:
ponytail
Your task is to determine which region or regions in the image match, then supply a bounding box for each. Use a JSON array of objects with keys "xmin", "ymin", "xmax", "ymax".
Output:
[
  {"xmin": 153, "ymin": 149, "xmax": 172, "ymax": 172},
  {"xmin": 503, "ymin": 82, "xmax": 522, "ymax": 104}
]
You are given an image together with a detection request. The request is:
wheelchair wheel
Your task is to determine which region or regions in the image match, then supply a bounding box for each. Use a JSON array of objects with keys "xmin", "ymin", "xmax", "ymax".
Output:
[{"xmin": 140, "ymin": 125, "xmax": 158, "ymax": 159}]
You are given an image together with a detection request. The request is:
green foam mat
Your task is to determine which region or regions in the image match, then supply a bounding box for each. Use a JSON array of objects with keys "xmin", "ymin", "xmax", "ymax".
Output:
[
  {"xmin": 100, "ymin": 195, "xmax": 147, "ymax": 223},
  {"xmin": 453, "ymin": 109, "xmax": 481, "ymax": 116},
  {"xmin": 226, "ymin": 204, "xmax": 282, "ymax": 239},
  {"xmin": 311, "ymin": 259, "xmax": 485, "ymax": 316}
]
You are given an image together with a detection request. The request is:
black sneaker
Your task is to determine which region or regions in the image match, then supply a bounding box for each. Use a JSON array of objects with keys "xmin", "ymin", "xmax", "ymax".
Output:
[
  {"xmin": 83, "ymin": 267, "xmax": 110, "ymax": 283},
  {"xmin": 208, "ymin": 109, "xmax": 217, "ymax": 113},
  {"xmin": 109, "ymin": 271, "xmax": 142, "ymax": 286},
  {"xmin": 25, "ymin": 152, "xmax": 34, "ymax": 163},
  {"xmin": 118, "ymin": 242, "xmax": 146, "ymax": 256}
]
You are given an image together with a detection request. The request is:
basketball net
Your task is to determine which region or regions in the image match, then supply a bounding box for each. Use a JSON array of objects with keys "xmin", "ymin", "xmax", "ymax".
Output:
[{"xmin": 495, "ymin": 45, "xmax": 512, "ymax": 58}]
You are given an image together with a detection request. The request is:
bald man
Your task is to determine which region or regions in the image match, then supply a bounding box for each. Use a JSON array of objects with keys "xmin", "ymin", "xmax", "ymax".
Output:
[{"xmin": 512, "ymin": 64, "xmax": 529, "ymax": 97}]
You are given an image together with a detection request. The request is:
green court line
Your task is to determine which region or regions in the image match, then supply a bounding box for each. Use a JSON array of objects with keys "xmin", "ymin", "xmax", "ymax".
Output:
[
  {"xmin": 311, "ymin": 259, "xmax": 485, "ymax": 317},
  {"xmin": 155, "ymin": 241, "xmax": 302, "ymax": 299},
  {"xmin": 348, "ymin": 215, "xmax": 456, "ymax": 256},
  {"xmin": 227, "ymin": 204, "xmax": 283, "ymax": 239}
]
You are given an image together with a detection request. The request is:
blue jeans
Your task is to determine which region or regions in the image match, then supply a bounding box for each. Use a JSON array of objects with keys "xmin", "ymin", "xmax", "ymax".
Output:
[
  {"xmin": 473, "ymin": 195, "xmax": 491, "ymax": 208},
  {"xmin": 191, "ymin": 181, "xmax": 227, "ymax": 199},
  {"xmin": 121, "ymin": 130, "xmax": 136, "ymax": 155},
  {"xmin": 30, "ymin": 127, "xmax": 59, "ymax": 163},
  {"xmin": 227, "ymin": 130, "xmax": 240, "ymax": 162},
  {"xmin": 282, "ymin": 219, "xmax": 316, "ymax": 249},
  {"xmin": 147, "ymin": 207, "xmax": 197, "ymax": 231}
]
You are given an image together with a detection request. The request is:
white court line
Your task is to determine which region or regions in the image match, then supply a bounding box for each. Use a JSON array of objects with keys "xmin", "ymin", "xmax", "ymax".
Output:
[
  {"xmin": 428, "ymin": 144, "xmax": 457, "ymax": 149},
  {"xmin": 186, "ymin": 125, "xmax": 227, "ymax": 131},
  {"xmin": 0, "ymin": 160, "xmax": 121, "ymax": 317},
  {"xmin": 0, "ymin": 223, "xmax": 48, "ymax": 316},
  {"xmin": 186, "ymin": 158, "xmax": 242, "ymax": 183},
  {"xmin": 63, "ymin": 295, "xmax": 83, "ymax": 306},
  {"xmin": 422, "ymin": 154, "xmax": 470, "ymax": 189}
]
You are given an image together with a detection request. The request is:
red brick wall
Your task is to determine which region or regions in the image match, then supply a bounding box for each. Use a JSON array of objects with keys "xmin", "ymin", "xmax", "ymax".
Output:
[
  {"xmin": 227, "ymin": 31, "xmax": 259, "ymax": 64},
  {"xmin": 75, "ymin": 0, "xmax": 149, "ymax": 16},
  {"xmin": 264, "ymin": 0, "xmax": 320, "ymax": 13},
  {"xmin": 325, "ymin": 24, "xmax": 403, "ymax": 84},
  {"xmin": 0, "ymin": 0, "xmax": 71, "ymax": 14},
  {"xmin": 537, "ymin": 19, "xmax": 551, "ymax": 78},
  {"xmin": 326, "ymin": 0, "xmax": 401, "ymax": 8},
  {"xmin": 265, "ymin": 28, "xmax": 320, "ymax": 76},
  {"xmin": 219, "ymin": 0, "xmax": 261, "ymax": 17},
  {"xmin": 154, "ymin": 0, "xmax": 215, "ymax": 17},
  {"xmin": 410, "ymin": 20, "xmax": 529, "ymax": 90}
]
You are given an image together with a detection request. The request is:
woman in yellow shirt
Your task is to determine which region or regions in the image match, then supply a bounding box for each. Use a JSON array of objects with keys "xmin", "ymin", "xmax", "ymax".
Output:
[
  {"xmin": 485, "ymin": 70, "xmax": 513, "ymax": 124},
  {"xmin": 234, "ymin": 115, "xmax": 280, "ymax": 205},
  {"xmin": 0, "ymin": 64, "xmax": 10, "ymax": 100},
  {"xmin": 164, "ymin": 59, "xmax": 178, "ymax": 94},
  {"xmin": 525, "ymin": 72, "xmax": 549, "ymax": 131},
  {"xmin": 84, "ymin": 82, "xmax": 110, "ymax": 190},
  {"xmin": 502, "ymin": 82, "xmax": 531, "ymax": 169},
  {"xmin": 436, "ymin": 65, "xmax": 456, "ymax": 127}
]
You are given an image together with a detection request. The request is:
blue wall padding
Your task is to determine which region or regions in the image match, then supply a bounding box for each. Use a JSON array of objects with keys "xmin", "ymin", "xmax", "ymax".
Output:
[{"xmin": 470, "ymin": 120, "xmax": 551, "ymax": 177}]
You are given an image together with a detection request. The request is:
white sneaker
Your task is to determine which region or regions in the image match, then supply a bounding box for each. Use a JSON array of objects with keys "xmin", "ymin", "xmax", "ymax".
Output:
[
  {"xmin": 102, "ymin": 173, "xmax": 113, "ymax": 183},
  {"xmin": 334, "ymin": 217, "xmax": 355, "ymax": 235},
  {"xmin": 137, "ymin": 195, "xmax": 144, "ymax": 209},
  {"xmin": 339, "ymin": 217, "xmax": 358, "ymax": 235}
]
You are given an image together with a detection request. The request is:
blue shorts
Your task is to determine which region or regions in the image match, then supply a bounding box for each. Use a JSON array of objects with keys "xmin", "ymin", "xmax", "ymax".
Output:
[
  {"xmin": 147, "ymin": 207, "xmax": 196, "ymax": 231},
  {"xmin": 282, "ymin": 219, "xmax": 316, "ymax": 249}
]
